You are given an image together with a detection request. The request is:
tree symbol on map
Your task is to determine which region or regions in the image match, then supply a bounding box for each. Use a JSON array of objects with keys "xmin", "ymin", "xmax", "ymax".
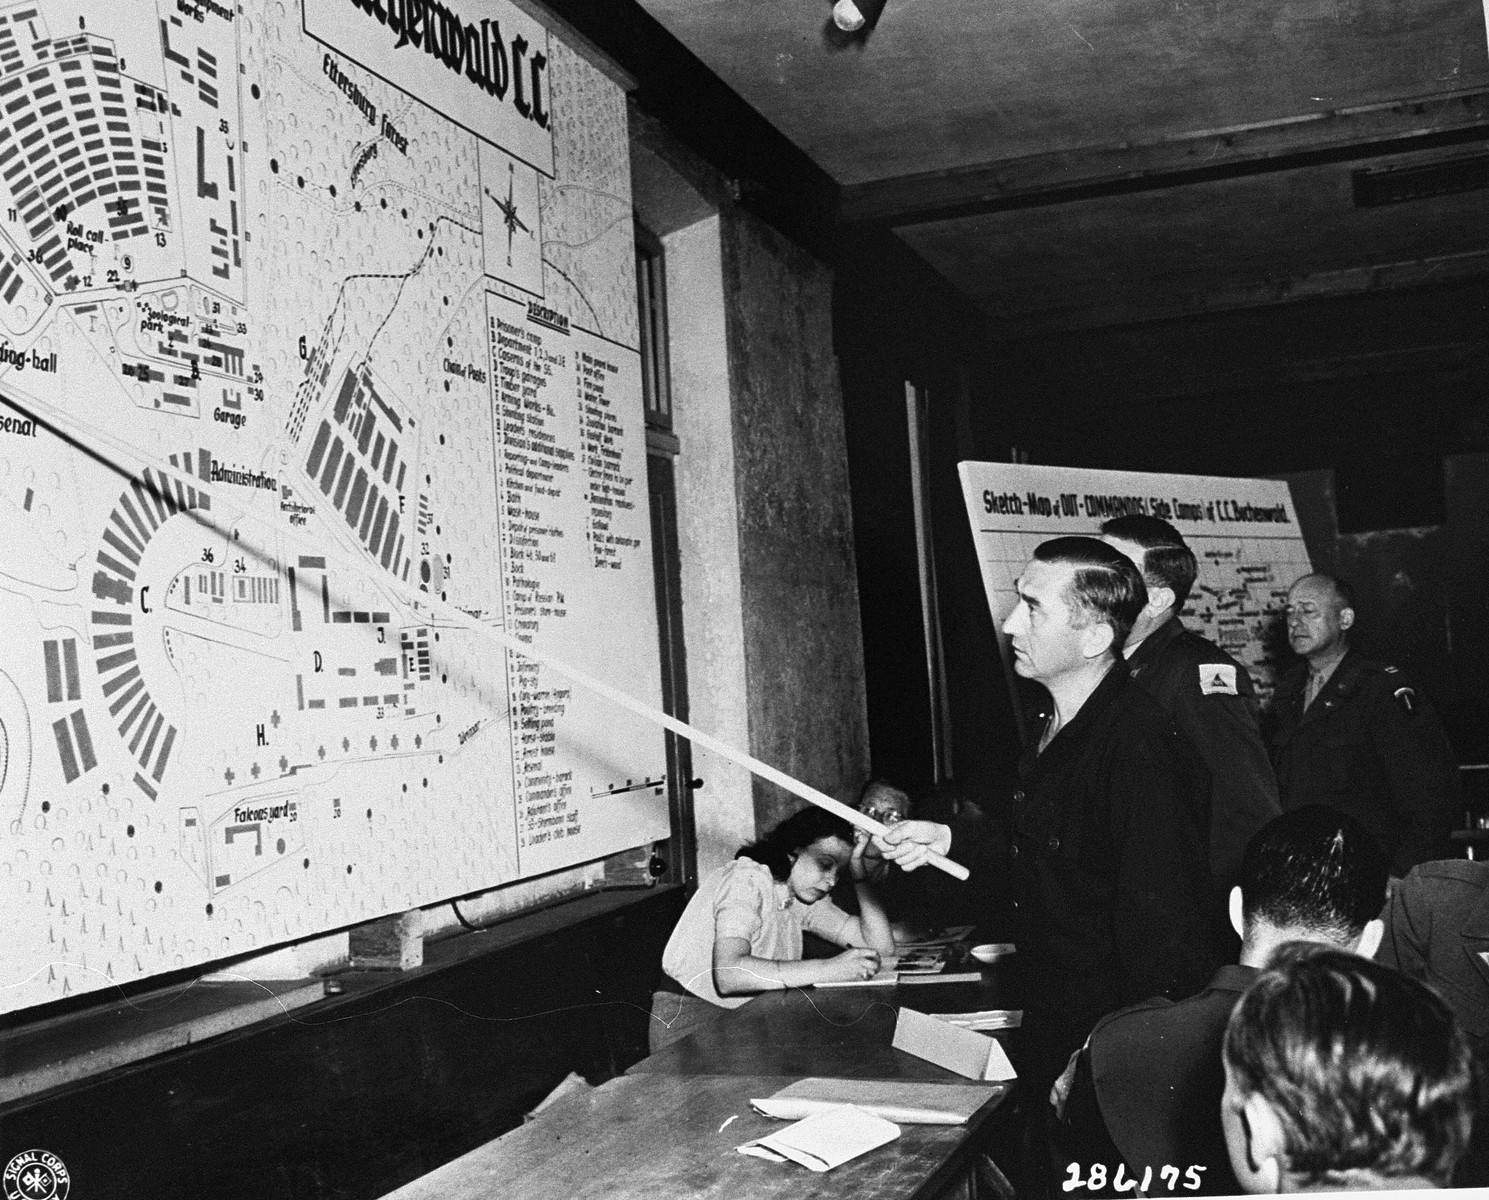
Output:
[{"xmin": 484, "ymin": 162, "xmax": 532, "ymax": 268}]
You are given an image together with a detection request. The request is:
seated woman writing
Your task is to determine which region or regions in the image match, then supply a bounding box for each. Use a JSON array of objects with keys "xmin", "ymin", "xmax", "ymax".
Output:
[{"xmin": 649, "ymin": 806, "xmax": 896, "ymax": 1052}]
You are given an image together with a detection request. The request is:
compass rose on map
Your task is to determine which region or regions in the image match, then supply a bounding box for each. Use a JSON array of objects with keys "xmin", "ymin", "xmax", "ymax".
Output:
[
  {"xmin": 485, "ymin": 164, "xmax": 533, "ymax": 269},
  {"xmin": 479, "ymin": 146, "xmax": 543, "ymax": 295}
]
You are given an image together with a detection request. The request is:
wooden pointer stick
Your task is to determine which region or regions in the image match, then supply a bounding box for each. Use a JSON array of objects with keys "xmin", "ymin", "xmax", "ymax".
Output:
[{"xmin": 0, "ymin": 388, "xmax": 971, "ymax": 881}]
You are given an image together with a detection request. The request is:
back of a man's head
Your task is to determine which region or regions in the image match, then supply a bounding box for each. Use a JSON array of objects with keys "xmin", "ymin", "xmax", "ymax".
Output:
[
  {"xmin": 1099, "ymin": 514, "xmax": 1199, "ymax": 608},
  {"xmin": 1237, "ymin": 805, "xmax": 1389, "ymax": 953},
  {"xmin": 1222, "ymin": 946, "xmax": 1477, "ymax": 1191},
  {"xmin": 1032, "ymin": 536, "xmax": 1147, "ymax": 653}
]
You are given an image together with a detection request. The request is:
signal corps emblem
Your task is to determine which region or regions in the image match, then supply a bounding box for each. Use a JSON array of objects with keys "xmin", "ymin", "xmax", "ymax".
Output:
[{"xmin": 2, "ymin": 1150, "xmax": 70, "ymax": 1200}]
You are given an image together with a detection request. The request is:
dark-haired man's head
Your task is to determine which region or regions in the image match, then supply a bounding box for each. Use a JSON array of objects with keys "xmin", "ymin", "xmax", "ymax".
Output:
[
  {"xmin": 1003, "ymin": 538, "xmax": 1146, "ymax": 688},
  {"xmin": 1229, "ymin": 805, "xmax": 1389, "ymax": 967},
  {"xmin": 1100, "ymin": 515, "xmax": 1198, "ymax": 652},
  {"xmin": 1222, "ymin": 946, "xmax": 1477, "ymax": 1192}
]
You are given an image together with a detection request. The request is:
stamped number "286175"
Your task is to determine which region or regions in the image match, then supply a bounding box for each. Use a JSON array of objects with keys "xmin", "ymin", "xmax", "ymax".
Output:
[{"xmin": 1063, "ymin": 1163, "xmax": 1207, "ymax": 1193}]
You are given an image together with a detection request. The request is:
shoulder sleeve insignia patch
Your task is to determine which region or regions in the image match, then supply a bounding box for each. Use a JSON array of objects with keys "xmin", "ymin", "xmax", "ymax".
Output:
[
  {"xmin": 1199, "ymin": 664, "xmax": 1239, "ymax": 695},
  {"xmin": 1393, "ymin": 686, "xmax": 1417, "ymax": 715}
]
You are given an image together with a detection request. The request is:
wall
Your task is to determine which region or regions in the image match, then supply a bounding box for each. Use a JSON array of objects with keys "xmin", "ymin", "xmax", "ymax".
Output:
[
  {"xmin": 835, "ymin": 231, "xmax": 1027, "ymax": 806},
  {"xmin": 631, "ymin": 116, "xmax": 871, "ymax": 869},
  {"xmin": 666, "ymin": 213, "xmax": 756, "ymax": 872},
  {"xmin": 723, "ymin": 215, "xmax": 871, "ymax": 831}
]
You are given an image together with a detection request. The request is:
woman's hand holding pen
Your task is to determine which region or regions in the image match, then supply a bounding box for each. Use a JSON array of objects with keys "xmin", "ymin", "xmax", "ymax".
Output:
[{"xmin": 819, "ymin": 946, "xmax": 882, "ymax": 984}]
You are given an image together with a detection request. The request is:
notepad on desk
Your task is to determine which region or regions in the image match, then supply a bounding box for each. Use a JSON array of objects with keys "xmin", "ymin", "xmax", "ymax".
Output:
[
  {"xmin": 898, "ymin": 969, "xmax": 983, "ymax": 985},
  {"xmin": 736, "ymin": 1105, "xmax": 900, "ymax": 1171},
  {"xmin": 751, "ymin": 1077, "xmax": 1002, "ymax": 1125},
  {"xmin": 814, "ymin": 955, "xmax": 984, "ymax": 988}
]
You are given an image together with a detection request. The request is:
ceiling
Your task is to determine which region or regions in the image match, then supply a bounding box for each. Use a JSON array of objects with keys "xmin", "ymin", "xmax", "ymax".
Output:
[{"xmin": 633, "ymin": 0, "xmax": 1489, "ymax": 342}]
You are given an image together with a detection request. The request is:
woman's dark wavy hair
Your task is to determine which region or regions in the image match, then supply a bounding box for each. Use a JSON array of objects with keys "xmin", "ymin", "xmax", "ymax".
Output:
[
  {"xmin": 1223, "ymin": 944, "xmax": 1478, "ymax": 1188},
  {"xmin": 737, "ymin": 806, "xmax": 856, "ymax": 881}
]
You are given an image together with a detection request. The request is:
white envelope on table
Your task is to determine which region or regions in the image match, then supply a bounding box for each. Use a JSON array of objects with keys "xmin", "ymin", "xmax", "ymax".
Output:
[{"xmin": 736, "ymin": 1105, "xmax": 900, "ymax": 1171}]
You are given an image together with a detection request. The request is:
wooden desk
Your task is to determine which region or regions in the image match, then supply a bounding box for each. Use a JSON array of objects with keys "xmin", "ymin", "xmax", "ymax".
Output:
[
  {"xmin": 380, "ymin": 1072, "xmax": 1007, "ymax": 1200},
  {"xmin": 633, "ymin": 970, "xmax": 1018, "ymax": 1080}
]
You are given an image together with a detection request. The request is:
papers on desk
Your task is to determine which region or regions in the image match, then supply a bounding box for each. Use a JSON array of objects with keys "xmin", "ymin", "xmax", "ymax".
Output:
[
  {"xmin": 898, "ymin": 970, "xmax": 983, "ymax": 985},
  {"xmin": 814, "ymin": 958, "xmax": 900, "ymax": 988},
  {"xmin": 896, "ymin": 947, "xmax": 957, "ymax": 974},
  {"xmin": 736, "ymin": 1105, "xmax": 901, "ymax": 1171},
  {"xmin": 814, "ymin": 950, "xmax": 984, "ymax": 988},
  {"xmin": 894, "ymin": 924, "xmax": 976, "ymax": 950},
  {"xmin": 751, "ymin": 1077, "xmax": 1000, "ymax": 1125}
]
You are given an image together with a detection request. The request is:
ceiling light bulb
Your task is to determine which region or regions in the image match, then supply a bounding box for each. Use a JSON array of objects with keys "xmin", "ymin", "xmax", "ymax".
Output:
[{"xmin": 832, "ymin": 0, "xmax": 867, "ymax": 31}]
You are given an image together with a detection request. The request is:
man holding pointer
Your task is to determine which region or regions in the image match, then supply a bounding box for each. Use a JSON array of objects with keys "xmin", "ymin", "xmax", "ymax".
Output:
[{"xmin": 877, "ymin": 537, "xmax": 1217, "ymax": 1102}]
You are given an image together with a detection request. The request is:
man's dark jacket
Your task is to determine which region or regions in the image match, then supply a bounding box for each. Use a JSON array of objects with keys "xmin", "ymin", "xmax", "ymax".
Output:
[
  {"xmin": 1057, "ymin": 964, "xmax": 1258, "ymax": 1197},
  {"xmin": 1127, "ymin": 617, "xmax": 1280, "ymax": 890},
  {"xmin": 1377, "ymin": 859, "xmax": 1489, "ymax": 1187},
  {"xmin": 989, "ymin": 659, "xmax": 1218, "ymax": 1093},
  {"xmin": 1270, "ymin": 647, "xmax": 1460, "ymax": 875},
  {"xmin": 1377, "ymin": 858, "xmax": 1489, "ymax": 1042}
]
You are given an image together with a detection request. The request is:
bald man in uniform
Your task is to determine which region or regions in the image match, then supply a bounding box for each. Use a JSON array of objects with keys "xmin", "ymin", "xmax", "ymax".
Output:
[{"xmin": 1269, "ymin": 573, "xmax": 1461, "ymax": 876}]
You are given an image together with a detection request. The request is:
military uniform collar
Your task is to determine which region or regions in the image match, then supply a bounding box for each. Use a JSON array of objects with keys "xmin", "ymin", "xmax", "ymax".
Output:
[
  {"xmin": 1127, "ymin": 614, "xmax": 1183, "ymax": 676},
  {"xmin": 1298, "ymin": 646, "xmax": 1367, "ymax": 721},
  {"xmin": 1208, "ymin": 962, "xmax": 1260, "ymax": 993}
]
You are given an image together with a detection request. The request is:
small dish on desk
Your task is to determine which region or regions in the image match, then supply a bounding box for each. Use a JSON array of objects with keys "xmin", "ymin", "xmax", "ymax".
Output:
[{"xmin": 969, "ymin": 943, "xmax": 1016, "ymax": 964}]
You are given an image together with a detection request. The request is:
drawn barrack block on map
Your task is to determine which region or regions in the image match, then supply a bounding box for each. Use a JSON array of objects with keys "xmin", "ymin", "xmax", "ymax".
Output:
[
  {"xmin": 91, "ymin": 460, "xmax": 214, "ymax": 799},
  {"xmin": 159, "ymin": 9, "xmax": 243, "ymax": 297},
  {"xmin": 0, "ymin": 9, "xmax": 151, "ymax": 296},
  {"xmin": 104, "ymin": 288, "xmax": 254, "ymax": 417},
  {"xmin": 303, "ymin": 367, "xmax": 414, "ymax": 583},
  {"xmin": 39, "ymin": 634, "xmax": 99, "ymax": 788}
]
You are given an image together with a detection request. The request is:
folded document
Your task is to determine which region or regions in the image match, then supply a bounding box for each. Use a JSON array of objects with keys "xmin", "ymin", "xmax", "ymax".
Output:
[
  {"xmin": 736, "ymin": 1105, "xmax": 900, "ymax": 1171},
  {"xmin": 751, "ymin": 1077, "xmax": 1000, "ymax": 1125},
  {"xmin": 893, "ymin": 1006, "xmax": 1019, "ymax": 1082}
]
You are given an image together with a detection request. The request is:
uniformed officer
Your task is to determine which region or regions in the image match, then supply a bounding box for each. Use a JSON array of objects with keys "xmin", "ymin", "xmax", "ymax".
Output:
[
  {"xmin": 1100, "ymin": 515, "xmax": 1280, "ymax": 892},
  {"xmin": 1270, "ymin": 573, "xmax": 1461, "ymax": 876}
]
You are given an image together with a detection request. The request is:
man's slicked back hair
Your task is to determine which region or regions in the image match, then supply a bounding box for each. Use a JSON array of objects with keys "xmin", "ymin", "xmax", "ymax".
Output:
[
  {"xmin": 1224, "ymin": 947, "xmax": 1477, "ymax": 1188},
  {"xmin": 1239, "ymin": 805, "xmax": 1389, "ymax": 941},
  {"xmin": 1100, "ymin": 514, "xmax": 1199, "ymax": 608},
  {"xmin": 1032, "ymin": 536, "xmax": 1147, "ymax": 653}
]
